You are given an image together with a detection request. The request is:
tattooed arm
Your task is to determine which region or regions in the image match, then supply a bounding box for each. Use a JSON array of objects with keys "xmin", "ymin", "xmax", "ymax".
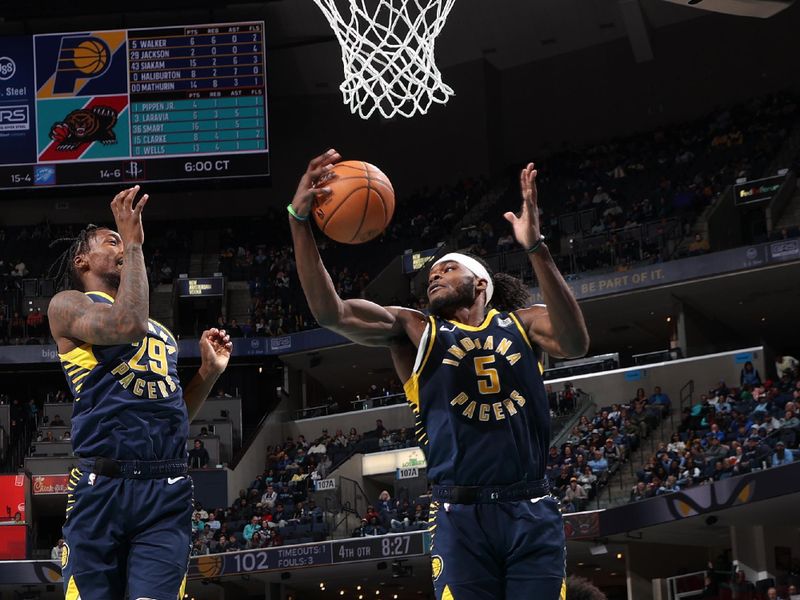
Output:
[{"xmin": 48, "ymin": 186, "xmax": 151, "ymax": 348}]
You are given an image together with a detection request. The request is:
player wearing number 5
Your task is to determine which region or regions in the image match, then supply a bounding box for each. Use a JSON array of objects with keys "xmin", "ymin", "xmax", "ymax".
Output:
[
  {"xmin": 47, "ymin": 185, "xmax": 233, "ymax": 600},
  {"xmin": 290, "ymin": 151, "xmax": 589, "ymax": 600}
]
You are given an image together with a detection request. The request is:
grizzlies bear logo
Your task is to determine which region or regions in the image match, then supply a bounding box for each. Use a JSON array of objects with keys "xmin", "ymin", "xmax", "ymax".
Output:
[{"xmin": 49, "ymin": 105, "xmax": 118, "ymax": 151}]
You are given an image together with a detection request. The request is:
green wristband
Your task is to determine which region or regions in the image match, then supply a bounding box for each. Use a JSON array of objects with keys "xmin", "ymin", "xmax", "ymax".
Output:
[
  {"xmin": 287, "ymin": 204, "xmax": 309, "ymax": 222},
  {"xmin": 526, "ymin": 234, "xmax": 546, "ymax": 254}
]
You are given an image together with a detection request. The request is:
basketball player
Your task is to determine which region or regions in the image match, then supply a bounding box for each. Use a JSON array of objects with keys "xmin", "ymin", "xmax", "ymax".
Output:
[
  {"xmin": 48, "ymin": 185, "xmax": 232, "ymax": 600},
  {"xmin": 288, "ymin": 149, "xmax": 589, "ymax": 599}
]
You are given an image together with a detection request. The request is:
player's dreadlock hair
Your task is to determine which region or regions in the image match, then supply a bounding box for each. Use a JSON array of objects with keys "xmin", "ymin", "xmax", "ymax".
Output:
[
  {"xmin": 47, "ymin": 224, "xmax": 102, "ymax": 292},
  {"xmin": 464, "ymin": 252, "xmax": 531, "ymax": 312}
]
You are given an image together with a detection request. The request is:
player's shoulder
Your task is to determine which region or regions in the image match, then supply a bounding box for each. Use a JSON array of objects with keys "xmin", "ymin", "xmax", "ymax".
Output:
[
  {"xmin": 48, "ymin": 290, "xmax": 92, "ymax": 320},
  {"xmin": 509, "ymin": 303, "xmax": 546, "ymax": 324},
  {"xmin": 391, "ymin": 307, "xmax": 429, "ymax": 328}
]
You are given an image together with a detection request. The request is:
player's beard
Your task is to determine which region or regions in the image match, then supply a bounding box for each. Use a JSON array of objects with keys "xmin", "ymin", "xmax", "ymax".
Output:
[
  {"xmin": 429, "ymin": 279, "xmax": 476, "ymax": 316},
  {"xmin": 101, "ymin": 269, "xmax": 122, "ymax": 292}
]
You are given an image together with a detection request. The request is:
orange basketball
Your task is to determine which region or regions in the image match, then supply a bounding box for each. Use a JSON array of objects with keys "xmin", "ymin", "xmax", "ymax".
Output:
[{"xmin": 313, "ymin": 160, "xmax": 395, "ymax": 244}]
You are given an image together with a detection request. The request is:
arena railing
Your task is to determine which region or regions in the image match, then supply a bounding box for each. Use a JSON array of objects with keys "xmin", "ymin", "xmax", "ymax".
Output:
[
  {"xmin": 666, "ymin": 570, "xmax": 708, "ymax": 600},
  {"xmin": 292, "ymin": 393, "xmax": 408, "ymax": 421}
]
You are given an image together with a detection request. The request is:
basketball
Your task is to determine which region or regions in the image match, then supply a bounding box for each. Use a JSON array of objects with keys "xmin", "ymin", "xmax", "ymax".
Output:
[
  {"xmin": 313, "ymin": 160, "xmax": 395, "ymax": 244},
  {"xmin": 72, "ymin": 40, "xmax": 109, "ymax": 75}
]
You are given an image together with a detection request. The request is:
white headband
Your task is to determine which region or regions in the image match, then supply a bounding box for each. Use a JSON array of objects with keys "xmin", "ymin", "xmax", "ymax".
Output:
[{"xmin": 432, "ymin": 252, "xmax": 494, "ymax": 303}]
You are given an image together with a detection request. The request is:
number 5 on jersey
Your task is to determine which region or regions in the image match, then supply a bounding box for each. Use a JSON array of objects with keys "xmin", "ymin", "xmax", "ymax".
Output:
[{"xmin": 474, "ymin": 356, "xmax": 500, "ymax": 395}]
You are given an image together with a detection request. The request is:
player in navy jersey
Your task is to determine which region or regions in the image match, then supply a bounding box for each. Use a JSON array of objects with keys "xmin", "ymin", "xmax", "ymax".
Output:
[
  {"xmin": 47, "ymin": 185, "xmax": 232, "ymax": 600},
  {"xmin": 289, "ymin": 150, "xmax": 589, "ymax": 600}
]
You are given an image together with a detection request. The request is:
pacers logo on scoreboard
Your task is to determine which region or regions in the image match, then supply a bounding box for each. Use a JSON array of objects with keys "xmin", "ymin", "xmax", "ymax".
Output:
[
  {"xmin": 53, "ymin": 37, "xmax": 111, "ymax": 93},
  {"xmin": 35, "ymin": 30, "xmax": 127, "ymax": 98}
]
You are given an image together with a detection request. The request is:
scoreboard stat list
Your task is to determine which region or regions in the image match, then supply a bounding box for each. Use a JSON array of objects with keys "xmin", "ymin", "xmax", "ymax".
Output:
[{"xmin": 0, "ymin": 22, "xmax": 269, "ymax": 189}]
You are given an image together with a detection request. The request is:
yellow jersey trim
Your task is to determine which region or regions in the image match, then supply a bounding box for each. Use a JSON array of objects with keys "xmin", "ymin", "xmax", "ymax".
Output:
[
  {"xmin": 58, "ymin": 344, "xmax": 98, "ymax": 371},
  {"xmin": 446, "ymin": 308, "xmax": 498, "ymax": 332},
  {"xmin": 403, "ymin": 315, "xmax": 436, "ymax": 413},
  {"xmin": 149, "ymin": 317, "xmax": 178, "ymax": 345},
  {"xmin": 65, "ymin": 576, "xmax": 80, "ymax": 600},
  {"xmin": 508, "ymin": 311, "xmax": 533, "ymax": 349},
  {"xmin": 404, "ymin": 374, "xmax": 420, "ymax": 412},
  {"xmin": 509, "ymin": 311, "xmax": 544, "ymax": 373},
  {"xmin": 178, "ymin": 574, "xmax": 187, "ymax": 600},
  {"xmin": 85, "ymin": 290, "xmax": 115, "ymax": 303}
]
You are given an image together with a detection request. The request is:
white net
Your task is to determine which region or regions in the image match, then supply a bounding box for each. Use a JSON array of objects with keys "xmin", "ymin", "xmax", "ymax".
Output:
[{"xmin": 312, "ymin": 0, "xmax": 457, "ymax": 119}]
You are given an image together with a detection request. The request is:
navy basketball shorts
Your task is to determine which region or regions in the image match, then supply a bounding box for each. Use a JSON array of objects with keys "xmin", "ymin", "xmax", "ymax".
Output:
[
  {"xmin": 428, "ymin": 496, "xmax": 566, "ymax": 600},
  {"xmin": 61, "ymin": 466, "xmax": 193, "ymax": 600}
]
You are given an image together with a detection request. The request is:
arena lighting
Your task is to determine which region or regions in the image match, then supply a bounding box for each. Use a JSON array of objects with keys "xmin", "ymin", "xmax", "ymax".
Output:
[
  {"xmin": 616, "ymin": 552, "xmax": 624, "ymax": 559},
  {"xmin": 656, "ymin": 0, "xmax": 794, "ymax": 17}
]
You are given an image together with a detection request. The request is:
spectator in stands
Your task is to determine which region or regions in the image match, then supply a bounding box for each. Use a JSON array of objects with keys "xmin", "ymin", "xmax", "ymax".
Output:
[
  {"xmin": 603, "ymin": 438, "xmax": 622, "ymax": 464},
  {"xmin": 374, "ymin": 419, "xmax": 387, "ymax": 437},
  {"xmin": 629, "ymin": 481, "xmax": 650, "ymax": 502},
  {"xmin": 766, "ymin": 587, "xmax": 785, "ymax": 600},
  {"xmin": 740, "ymin": 361, "xmax": 762, "ymax": 387},
  {"xmin": 705, "ymin": 436, "xmax": 729, "ymax": 464},
  {"xmin": 649, "ymin": 386, "xmax": 671, "ymax": 413},
  {"xmin": 391, "ymin": 500, "xmax": 412, "ymax": 531},
  {"xmin": 50, "ymin": 414, "xmax": 65, "ymax": 427},
  {"xmin": 44, "ymin": 430, "xmax": 56, "ymax": 442},
  {"xmin": 772, "ymin": 441, "xmax": 794, "ymax": 466},
  {"xmin": 411, "ymin": 504, "xmax": 428, "ymax": 527},
  {"xmin": 563, "ymin": 478, "xmax": 588, "ymax": 511},
  {"xmin": 188, "ymin": 439, "xmax": 210, "ymax": 469},
  {"xmin": 243, "ymin": 516, "xmax": 262, "ymax": 542},
  {"xmin": 688, "ymin": 233, "xmax": 710, "ymax": 256},
  {"xmin": 378, "ymin": 429, "xmax": 396, "ymax": 450},
  {"xmin": 261, "ymin": 484, "xmax": 277, "ymax": 509},
  {"xmin": 271, "ymin": 503, "xmax": 288, "ymax": 528},
  {"xmin": 51, "ymin": 538, "xmax": 65, "ymax": 561},
  {"xmin": 364, "ymin": 516, "xmax": 387, "ymax": 536},
  {"xmin": 307, "ymin": 437, "xmax": 326, "ymax": 455},
  {"xmin": 775, "ymin": 355, "xmax": 799, "ymax": 379},
  {"xmin": 206, "ymin": 512, "xmax": 220, "ymax": 530},
  {"xmin": 667, "ymin": 433, "xmax": 686, "ymax": 454},
  {"xmin": 740, "ymin": 435, "xmax": 771, "ymax": 472},
  {"xmin": 578, "ymin": 465, "xmax": 597, "ymax": 496},
  {"xmin": 588, "ymin": 449, "xmax": 609, "ymax": 474},
  {"xmin": 657, "ymin": 475, "xmax": 681, "ymax": 495}
]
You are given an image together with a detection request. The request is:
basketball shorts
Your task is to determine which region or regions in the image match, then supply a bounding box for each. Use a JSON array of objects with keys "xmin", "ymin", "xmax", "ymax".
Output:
[
  {"xmin": 428, "ymin": 496, "xmax": 566, "ymax": 600},
  {"xmin": 61, "ymin": 465, "xmax": 193, "ymax": 600}
]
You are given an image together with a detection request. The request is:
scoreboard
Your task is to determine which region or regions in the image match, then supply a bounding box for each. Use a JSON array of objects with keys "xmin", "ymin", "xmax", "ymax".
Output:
[{"xmin": 0, "ymin": 22, "xmax": 268, "ymax": 190}]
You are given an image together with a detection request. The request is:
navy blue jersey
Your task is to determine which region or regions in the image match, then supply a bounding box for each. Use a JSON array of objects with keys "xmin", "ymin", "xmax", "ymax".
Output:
[
  {"xmin": 57, "ymin": 291, "xmax": 188, "ymax": 461},
  {"xmin": 403, "ymin": 309, "xmax": 549, "ymax": 486}
]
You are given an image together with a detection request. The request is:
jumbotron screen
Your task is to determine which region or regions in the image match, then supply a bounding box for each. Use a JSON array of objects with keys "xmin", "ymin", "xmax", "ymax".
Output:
[{"xmin": 0, "ymin": 21, "xmax": 268, "ymax": 190}]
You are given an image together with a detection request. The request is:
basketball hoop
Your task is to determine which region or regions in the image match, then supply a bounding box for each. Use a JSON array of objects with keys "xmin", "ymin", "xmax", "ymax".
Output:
[{"xmin": 311, "ymin": 0, "xmax": 457, "ymax": 119}]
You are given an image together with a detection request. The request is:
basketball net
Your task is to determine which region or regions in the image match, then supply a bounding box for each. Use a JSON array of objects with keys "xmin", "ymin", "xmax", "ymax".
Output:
[{"xmin": 311, "ymin": 0, "xmax": 457, "ymax": 119}]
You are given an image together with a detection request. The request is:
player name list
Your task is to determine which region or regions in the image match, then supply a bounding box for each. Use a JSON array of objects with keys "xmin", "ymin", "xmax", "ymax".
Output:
[{"xmin": 127, "ymin": 24, "xmax": 267, "ymax": 157}]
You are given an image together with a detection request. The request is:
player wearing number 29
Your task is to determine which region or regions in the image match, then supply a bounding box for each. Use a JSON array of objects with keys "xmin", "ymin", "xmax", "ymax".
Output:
[
  {"xmin": 47, "ymin": 186, "xmax": 233, "ymax": 600},
  {"xmin": 290, "ymin": 150, "xmax": 589, "ymax": 600}
]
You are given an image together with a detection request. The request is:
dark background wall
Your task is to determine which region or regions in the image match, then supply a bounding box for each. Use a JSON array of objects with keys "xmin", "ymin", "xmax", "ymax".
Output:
[{"xmin": 0, "ymin": 5, "xmax": 799, "ymax": 225}]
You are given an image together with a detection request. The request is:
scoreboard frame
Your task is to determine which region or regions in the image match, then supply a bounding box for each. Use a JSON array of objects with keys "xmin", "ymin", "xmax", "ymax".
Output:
[{"xmin": 0, "ymin": 21, "xmax": 269, "ymax": 191}]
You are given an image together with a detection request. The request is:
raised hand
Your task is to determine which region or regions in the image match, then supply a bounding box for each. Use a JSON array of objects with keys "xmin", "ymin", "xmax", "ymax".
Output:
[
  {"xmin": 503, "ymin": 162, "xmax": 541, "ymax": 251},
  {"xmin": 110, "ymin": 185, "xmax": 148, "ymax": 246},
  {"xmin": 199, "ymin": 328, "xmax": 232, "ymax": 375},
  {"xmin": 290, "ymin": 149, "xmax": 341, "ymax": 220}
]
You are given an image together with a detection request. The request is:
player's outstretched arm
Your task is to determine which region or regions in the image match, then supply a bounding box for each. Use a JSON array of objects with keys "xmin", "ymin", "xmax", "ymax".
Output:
[
  {"xmin": 184, "ymin": 328, "xmax": 232, "ymax": 421},
  {"xmin": 288, "ymin": 150, "xmax": 415, "ymax": 347},
  {"xmin": 48, "ymin": 186, "xmax": 150, "ymax": 346},
  {"xmin": 504, "ymin": 163, "xmax": 590, "ymax": 359}
]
